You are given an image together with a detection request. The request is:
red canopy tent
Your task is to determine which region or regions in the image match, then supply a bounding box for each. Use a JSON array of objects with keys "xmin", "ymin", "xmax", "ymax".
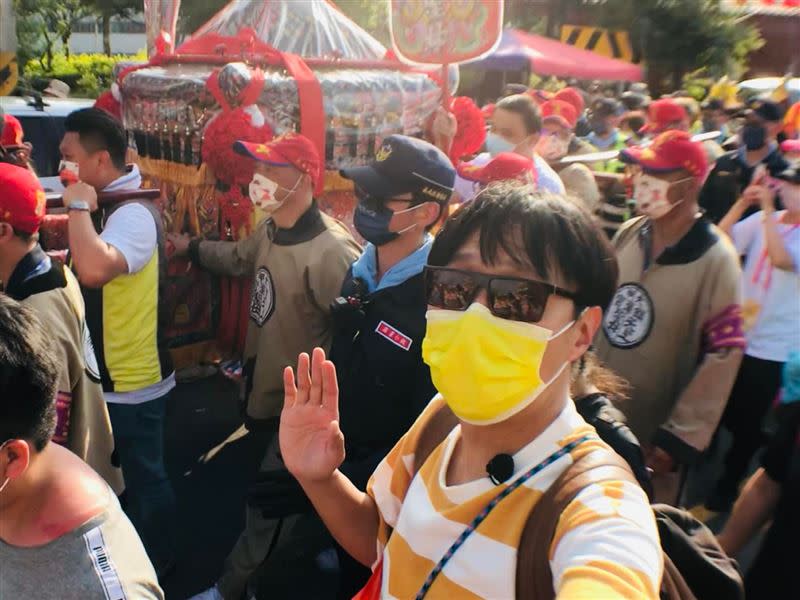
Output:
[
  {"xmin": 469, "ymin": 29, "xmax": 642, "ymax": 82},
  {"xmin": 724, "ymin": 0, "xmax": 800, "ymax": 13}
]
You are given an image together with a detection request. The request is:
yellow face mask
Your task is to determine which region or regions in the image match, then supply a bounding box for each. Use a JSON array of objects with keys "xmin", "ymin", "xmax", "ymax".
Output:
[{"xmin": 422, "ymin": 303, "xmax": 574, "ymax": 425}]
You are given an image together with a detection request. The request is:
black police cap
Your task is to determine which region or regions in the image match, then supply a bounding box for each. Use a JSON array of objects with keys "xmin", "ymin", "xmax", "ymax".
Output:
[{"xmin": 340, "ymin": 135, "xmax": 455, "ymax": 204}]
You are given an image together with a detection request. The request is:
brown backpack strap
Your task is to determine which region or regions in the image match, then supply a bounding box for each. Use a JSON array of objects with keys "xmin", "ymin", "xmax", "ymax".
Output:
[
  {"xmin": 661, "ymin": 554, "xmax": 697, "ymax": 600},
  {"xmin": 516, "ymin": 449, "xmax": 637, "ymax": 600},
  {"xmin": 412, "ymin": 401, "xmax": 459, "ymax": 475}
]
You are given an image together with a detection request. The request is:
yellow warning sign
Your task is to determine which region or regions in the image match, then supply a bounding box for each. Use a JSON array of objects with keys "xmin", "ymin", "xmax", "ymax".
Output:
[
  {"xmin": 0, "ymin": 52, "xmax": 18, "ymax": 96},
  {"xmin": 560, "ymin": 25, "xmax": 638, "ymax": 63}
]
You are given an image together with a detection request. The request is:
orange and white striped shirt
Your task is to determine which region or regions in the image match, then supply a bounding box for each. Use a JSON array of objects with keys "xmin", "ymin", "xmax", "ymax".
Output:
[{"xmin": 366, "ymin": 396, "xmax": 663, "ymax": 599}]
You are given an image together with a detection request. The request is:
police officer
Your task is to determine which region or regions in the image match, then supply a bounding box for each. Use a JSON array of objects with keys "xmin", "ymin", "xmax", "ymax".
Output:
[{"xmin": 333, "ymin": 135, "xmax": 456, "ymax": 597}]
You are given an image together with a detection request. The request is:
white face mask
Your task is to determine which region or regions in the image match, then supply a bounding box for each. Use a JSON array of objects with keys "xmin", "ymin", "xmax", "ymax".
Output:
[
  {"xmin": 58, "ymin": 160, "xmax": 80, "ymax": 179},
  {"xmin": 778, "ymin": 181, "xmax": 800, "ymax": 213},
  {"xmin": 248, "ymin": 173, "xmax": 302, "ymax": 216},
  {"xmin": 633, "ymin": 174, "xmax": 690, "ymax": 219},
  {"xmin": 485, "ymin": 132, "xmax": 516, "ymax": 157},
  {"xmin": 535, "ymin": 134, "xmax": 569, "ymax": 161}
]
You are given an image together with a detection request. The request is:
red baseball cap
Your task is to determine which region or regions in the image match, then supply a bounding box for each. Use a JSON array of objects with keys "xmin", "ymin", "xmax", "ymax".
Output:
[
  {"xmin": 540, "ymin": 100, "xmax": 578, "ymax": 130},
  {"xmin": 642, "ymin": 99, "xmax": 687, "ymax": 134},
  {"xmin": 620, "ymin": 130, "xmax": 708, "ymax": 181},
  {"xmin": 0, "ymin": 163, "xmax": 47, "ymax": 234},
  {"xmin": 233, "ymin": 132, "xmax": 322, "ymax": 191},
  {"xmin": 554, "ymin": 87, "xmax": 585, "ymax": 115},
  {"xmin": 457, "ymin": 153, "xmax": 536, "ymax": 186},
  {"xmin": 1, "ymin": 114, "xmax": 24, "ymax": 146}
]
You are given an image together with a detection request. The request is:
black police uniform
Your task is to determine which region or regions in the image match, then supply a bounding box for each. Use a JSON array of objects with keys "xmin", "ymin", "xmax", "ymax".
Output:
[
  {"xmin": 330, "ymin": 268, "xmax": 436, "ymax": 491},
  {"xmin": 699, "ymin": 148, "xmax": 787, "ymax": 224},
  {"xmin": 327, "ymin": 266, "xmax": 436, "ymax": 599},
  {"xmin": 331, "ymin": 133, "xmax": 454, "ymax": 598}
]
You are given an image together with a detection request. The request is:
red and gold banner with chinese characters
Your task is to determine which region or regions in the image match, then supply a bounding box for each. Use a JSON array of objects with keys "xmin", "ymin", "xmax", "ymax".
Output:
[{"xmin": 389, "ymin": 0, "xmax": 504, "ymax": 66}]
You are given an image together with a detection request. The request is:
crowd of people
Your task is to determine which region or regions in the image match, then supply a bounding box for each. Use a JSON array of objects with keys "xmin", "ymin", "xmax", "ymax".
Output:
[{"xmin": 0, "ymin": 72, "xmax": 799, "ymax": 600}]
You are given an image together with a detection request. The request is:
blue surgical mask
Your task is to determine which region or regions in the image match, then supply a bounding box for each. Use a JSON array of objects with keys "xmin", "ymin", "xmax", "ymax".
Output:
[
  {"xmin": 485, "ymin": 132, "xmax": 515, "ymax": 157},
  {"xmin": 741, "ymin": 124, "xmax": 766, "ymax": 151},
  {"xmin": 353, "ymin": 194, "xmax": 420, "ymax": 246},
  {"xmin": 590, "ymin": 119, "xmax": 610, "ymax": 136}
]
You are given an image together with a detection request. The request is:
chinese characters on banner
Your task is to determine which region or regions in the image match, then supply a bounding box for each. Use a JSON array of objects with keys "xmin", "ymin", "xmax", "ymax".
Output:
[{"xmin": 389, "ymin": 0, "xmax": 504, "ymax": 66}]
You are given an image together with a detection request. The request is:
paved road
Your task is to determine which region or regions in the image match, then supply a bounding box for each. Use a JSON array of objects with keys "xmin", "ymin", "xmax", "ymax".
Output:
[
  {"xmin": 160, "ymin": 375, "xmax": 335, "ymax": 600},
  {"xmin": 160, "ymin": 375, "xmax": 256, "ymax": 599}
]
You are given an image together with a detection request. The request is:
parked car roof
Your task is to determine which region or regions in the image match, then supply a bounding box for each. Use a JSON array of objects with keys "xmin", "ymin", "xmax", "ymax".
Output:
[
  {"xmin": 1, "ymin": 95, "xmax": 95, "ymax": 118},
  {"xmin": 2, "ymin": 95, "xmax": 95, "ymax": 177}
]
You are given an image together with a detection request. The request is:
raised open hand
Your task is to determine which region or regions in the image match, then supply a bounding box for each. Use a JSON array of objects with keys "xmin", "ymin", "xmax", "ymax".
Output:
[{"xmin": 279, "ymin": 348, "xmax": 345, "ymax": 483}]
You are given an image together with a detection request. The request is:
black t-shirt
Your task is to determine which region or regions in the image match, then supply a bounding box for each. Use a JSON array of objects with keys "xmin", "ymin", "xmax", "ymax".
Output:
[
  {"xmin": 699, "ymin": 148, "xmax": 788, "ymax": 224},
  {"xmin": 745, "ymin": 402, "xmax": 800, "ymax": 598}
]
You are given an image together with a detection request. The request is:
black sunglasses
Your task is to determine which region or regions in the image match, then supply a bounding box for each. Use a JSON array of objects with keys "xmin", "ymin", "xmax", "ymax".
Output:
[{"xmin": 424, "ymin": 266, "xmax": 580, "ymax": 324}]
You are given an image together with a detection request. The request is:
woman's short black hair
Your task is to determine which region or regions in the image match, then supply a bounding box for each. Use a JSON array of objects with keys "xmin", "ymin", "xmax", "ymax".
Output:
[
  {"xmin": 428, "ymin": 184, "xmax": 619, "ymax": 311},
  {"xmin": 64, "ymin": 107, "xmax": 127, "ymax": 171},
  {"xmin": 495, "ymin": 95, "xmax": 542, "ymax": 135},
  {"xmin": 0, "ymin": 295, "xmax": 58, "ymax": 451}
]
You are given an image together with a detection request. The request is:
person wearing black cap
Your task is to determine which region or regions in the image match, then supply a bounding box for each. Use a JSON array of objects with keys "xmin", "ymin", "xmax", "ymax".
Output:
[
  {"xmin": 581, "ymin": 97, "xmax": 627, "ymax": 173},
  {"xmin": 329, "ymin": 134, "xmax": 455, "ymax": 597},
  {"xmin": 701, "ymin": 98, "xmax": 730, "ymax": 146},
  {"xmin": 700, "ymin": 99, "xmax": 788, "ymax": 224},
  {"xmin": 620, "ymin": 90, "xmax": 648, "ymax": 113}
]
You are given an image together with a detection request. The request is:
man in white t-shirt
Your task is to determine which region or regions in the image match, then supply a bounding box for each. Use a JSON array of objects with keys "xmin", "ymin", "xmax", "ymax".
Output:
[
  {"xmin": 453, "ymin": 94, "xmax": 564, "ymax": 204},
  {"xmin": 709, "ymin": 160, "xmax": 800, "ymax": 511},
  {"xmin": 59, "ymin": 108, "xmax": 177, "ymax": 576}
]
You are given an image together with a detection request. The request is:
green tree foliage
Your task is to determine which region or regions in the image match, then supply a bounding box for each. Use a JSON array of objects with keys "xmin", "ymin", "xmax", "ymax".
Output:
[
  {"xmin": 23, "ymin": 50, "xmax": 146, "ymax": 97},
  {"xmin": 177, "ymin": 0, "xmax": 227, "ymax": 37},
  {"xmin": 14, "ymin": 0, "xmax": 91, "ymax": 67},
  {"xmin": 583, "ymin": 0, "xmax": 763, "ymax": 92},
  {"xmin": 80, "ymin": 0, "xmax": 140, "ymax": 56},
  {"xmin": 335, "ymin": 0, "xmax": 391, "ymax": 45}
]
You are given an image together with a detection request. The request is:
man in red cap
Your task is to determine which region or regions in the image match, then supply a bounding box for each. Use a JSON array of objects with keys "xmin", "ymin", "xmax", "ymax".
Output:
[
  {"xmin": 641, "ymin": 98, "xmax": 689, "ymax": 136},
  {"xmin": 595, "ymin": 131, "xmax": 744, "ymax": 504},
  {"xmin": 642, "ymin": 98, "xmax": 724, "ymax": 177},
  {"xmin": 535, "ymin": 99, "xmax": 601, "ymax": 213},
  {"xmin": 536, "ymin": 99, "xmax": 580, "ymax": 161},
  {"xmin": 554, "ymin": 86, "xmax": 585, "ymax": 115},
  {"xmin": 0, "ymin": 163, "xmax": 122, "ymax": 494},
  {"xmin": 0, "ymin": 106, "xmax": 34, "ymax": 171},
  {"xmin": 555, "ymin": 86, "xmax": 590, "ymax": 137},
  {"xmin": 0, "ymin": 109, "xmax": 24, "ymax": 146},
  {"xmin": 171, "ymin": 132, "xmax": 360, "ymax": 600}
]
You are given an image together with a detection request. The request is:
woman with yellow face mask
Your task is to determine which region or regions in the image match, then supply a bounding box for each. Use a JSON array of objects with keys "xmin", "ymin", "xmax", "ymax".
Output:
[{"xmin": 278, "ymin": 185, "xmax": 663, "ymax": 600}]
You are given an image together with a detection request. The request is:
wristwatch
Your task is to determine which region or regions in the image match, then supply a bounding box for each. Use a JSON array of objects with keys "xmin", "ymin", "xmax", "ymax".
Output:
[{"xmin": 67, "ymin": 200, "xmax": 91, "ymax": 212}]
